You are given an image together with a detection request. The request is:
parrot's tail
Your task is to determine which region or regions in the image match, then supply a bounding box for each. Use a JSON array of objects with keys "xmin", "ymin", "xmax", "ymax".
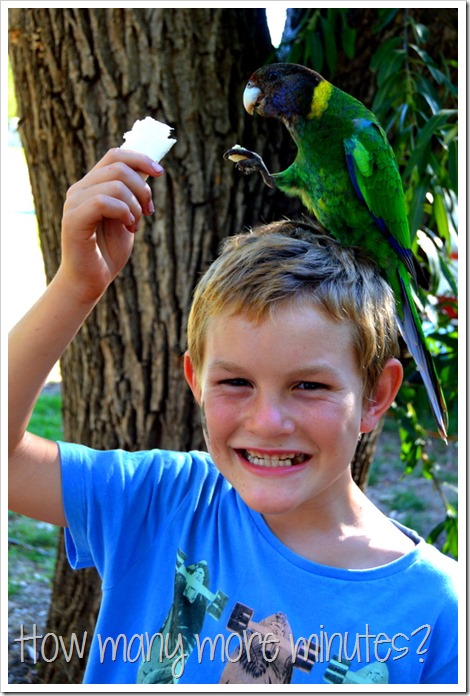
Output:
[{"xmin": 397, "ymin": 274, "xmax": 448, "ymax": 443}]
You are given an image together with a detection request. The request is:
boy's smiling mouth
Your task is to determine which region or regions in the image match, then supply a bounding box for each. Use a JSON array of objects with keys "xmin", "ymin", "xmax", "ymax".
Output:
[{"xmin": 240, "ymin": 449, "xmax": 310, "ymax": 468}]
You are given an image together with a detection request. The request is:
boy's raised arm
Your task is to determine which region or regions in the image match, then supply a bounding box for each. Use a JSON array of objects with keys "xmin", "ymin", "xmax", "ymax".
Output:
[{"xmin": 8, "ymin": 149, "xmax": 163, "ymax": 526}]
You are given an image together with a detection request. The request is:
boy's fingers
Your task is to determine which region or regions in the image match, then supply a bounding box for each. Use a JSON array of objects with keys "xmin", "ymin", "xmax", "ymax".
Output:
[
  {"xmin": 65, "ymin": 194, "xmax": 138, "ymax": 236},
  {"xmin": 96, "ymin": 147, "xmax": 164, "ymax": 179},
  {"xmin": 66, "ymin": 180, "xmax": 144, "ymax": 220},
  {"xmin": 66, "ymin": 170, "xmax": 155, "ymax": 219},
  {"xmin": 68, "ymin": 162, "xmax": 147, "ymax": 194}
]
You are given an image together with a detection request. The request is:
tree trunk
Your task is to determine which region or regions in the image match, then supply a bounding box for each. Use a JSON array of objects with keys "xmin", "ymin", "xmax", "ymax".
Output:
[
  {"xmin": 351, "ymin": 418, "xmax": 386, "ymax": 492},
  {"xmin": 9, "ymin": 7, "xmax": 295, "ymax": 683}
]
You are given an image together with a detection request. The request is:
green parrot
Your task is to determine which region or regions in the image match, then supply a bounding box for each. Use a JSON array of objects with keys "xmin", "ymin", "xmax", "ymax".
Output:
[{"xmin": 224, "ymin": 62, "xmax": 448, "ymax": 441}]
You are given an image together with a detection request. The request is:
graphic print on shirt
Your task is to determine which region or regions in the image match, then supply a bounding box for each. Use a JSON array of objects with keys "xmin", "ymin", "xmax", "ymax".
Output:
[
  {"xmin": 220, "ymin": 602, "xmax": 320, "ymax": 684},
  {"xmin": 136, "ymin": 549, "xmax": 229, "ymax": 684},
  {"xmin": 218, "ymin": 605, "xmax": 391, "ymax": 685},
  {"xmin": 135, "ymin": 550, "xmax": 392, "ymax": 685},
  {"xmin": 324, "ymin": 655, "xmax": 389, "ymax": 684}
]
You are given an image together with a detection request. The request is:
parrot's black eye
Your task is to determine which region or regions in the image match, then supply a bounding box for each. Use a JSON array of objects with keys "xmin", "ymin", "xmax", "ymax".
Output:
[{"xmin": 266, "ymin": 70, "xmax": 280, "ymax": 82}]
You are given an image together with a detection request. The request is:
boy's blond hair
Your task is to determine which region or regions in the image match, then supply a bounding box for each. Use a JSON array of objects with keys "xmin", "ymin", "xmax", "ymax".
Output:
[{"xmin": 187, "ymin": 220, "xmax": 399, "ymax": 400}]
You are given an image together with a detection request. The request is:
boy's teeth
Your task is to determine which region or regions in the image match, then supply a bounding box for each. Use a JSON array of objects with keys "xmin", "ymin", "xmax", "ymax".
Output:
[{"xmin": 244, "ymin": 450, "xmax": 304, "ymax": 467}]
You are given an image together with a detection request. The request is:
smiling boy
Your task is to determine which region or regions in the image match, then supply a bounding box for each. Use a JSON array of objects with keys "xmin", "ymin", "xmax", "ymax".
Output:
[
  {"xmin": 184, "ymin": 231, "xmax": 413, "ymax": 569},
  {"xmin": 9, "ymin": 150, "xmax": 458, "ymax": 684}
]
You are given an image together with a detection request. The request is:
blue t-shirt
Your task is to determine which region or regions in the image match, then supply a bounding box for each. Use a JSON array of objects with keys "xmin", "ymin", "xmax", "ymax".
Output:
[{"xmin": 59, "ymin": 442, "xmax": 458, "ymax": 685}]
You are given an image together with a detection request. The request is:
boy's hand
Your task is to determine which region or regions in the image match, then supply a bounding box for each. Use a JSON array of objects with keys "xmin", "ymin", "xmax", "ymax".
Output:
[{"xmin": 60, "ymin": 148, "xmax": 164, "ymax": 304}]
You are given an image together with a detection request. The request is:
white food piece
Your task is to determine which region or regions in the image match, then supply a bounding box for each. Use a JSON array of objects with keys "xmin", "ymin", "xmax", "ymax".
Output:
[{"xmin": 120, "ymin": 116, "xmax": 176, "ymax": 163}]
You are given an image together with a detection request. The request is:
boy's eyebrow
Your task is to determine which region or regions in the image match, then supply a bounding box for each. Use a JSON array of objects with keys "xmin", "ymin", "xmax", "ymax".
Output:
[
  {"xmin": 206, "ymin": 359, "xmax": 243, "ymax": 373},
  {"xmin": 207, "ymin": 359, "xmax": 342, "ymax": 378},
  {"xmin": 285, "ymin": 364, "xmax": 343, "ymax": 380}
]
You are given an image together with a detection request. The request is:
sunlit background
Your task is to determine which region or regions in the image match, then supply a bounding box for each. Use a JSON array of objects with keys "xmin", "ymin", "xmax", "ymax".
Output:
[{"xmin": 266, "ymin": 4, "xmax": 288, "ymax": 47}]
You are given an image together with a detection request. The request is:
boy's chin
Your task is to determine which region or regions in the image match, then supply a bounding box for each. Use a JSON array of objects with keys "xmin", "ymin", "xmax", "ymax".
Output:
[{"xmin": 237, "ymin": 491, "xmax": 305, "ymax": 518}]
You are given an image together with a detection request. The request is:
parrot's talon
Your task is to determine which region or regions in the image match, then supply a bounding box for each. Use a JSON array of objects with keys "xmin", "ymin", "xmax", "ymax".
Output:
[
  {"xmin": 235, "ymin": 159, "xmax": 264, "ymax": 177},
  {"xmin": 224, "ymin": 146, "xmax": 276, "ymax": 189},
  {"xmin": 223, "ymin": 146, "xmax": 258, "ymax": 162}
]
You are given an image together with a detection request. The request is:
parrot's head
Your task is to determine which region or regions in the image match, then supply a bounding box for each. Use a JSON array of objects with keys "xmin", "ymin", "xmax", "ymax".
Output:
[{"xmin": 243, "ymin": 63, "xmax": 325, "ymax": 122}]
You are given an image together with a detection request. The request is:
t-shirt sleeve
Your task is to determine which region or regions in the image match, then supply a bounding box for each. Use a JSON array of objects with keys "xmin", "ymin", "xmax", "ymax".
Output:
[
  {"xmin": 58, "ymin": 441, "xmax": 215, "ymax": 587},
  {"xmin": 408, "ymin": 542, "xmax": 459, "ymax": 684}
]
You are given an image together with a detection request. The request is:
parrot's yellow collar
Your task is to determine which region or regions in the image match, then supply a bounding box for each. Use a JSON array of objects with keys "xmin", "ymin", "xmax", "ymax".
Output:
[{"xmin": 308, "ymin": 81, "xmax": 333, "ymax": 119}]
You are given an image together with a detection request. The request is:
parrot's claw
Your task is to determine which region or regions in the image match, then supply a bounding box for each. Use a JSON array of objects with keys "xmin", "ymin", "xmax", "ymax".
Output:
[{"xmin": 224, "ymin": 146, "xmax": 276, "ymax": 189}]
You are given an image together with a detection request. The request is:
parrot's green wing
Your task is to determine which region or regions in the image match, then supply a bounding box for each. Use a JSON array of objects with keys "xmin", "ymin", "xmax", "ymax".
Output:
[{"xmin": 344, "ymin": 118, "xmax": 419, "ymax": 283}]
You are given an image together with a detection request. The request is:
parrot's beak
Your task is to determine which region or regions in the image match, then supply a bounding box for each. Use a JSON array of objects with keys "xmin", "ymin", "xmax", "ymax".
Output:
[{"xmin": 243, "ymin": 81, "xmax": 263, "ymax": 115}]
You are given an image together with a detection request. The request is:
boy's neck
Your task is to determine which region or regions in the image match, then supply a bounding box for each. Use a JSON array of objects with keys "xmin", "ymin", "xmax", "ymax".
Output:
[{"xmin": 261, "ymin": 483, "xmax": 416, "ymax": 570}]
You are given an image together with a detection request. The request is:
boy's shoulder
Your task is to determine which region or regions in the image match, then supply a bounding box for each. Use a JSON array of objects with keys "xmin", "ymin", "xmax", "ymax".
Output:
[
  {"xmin": 352, "ymin": 499, "xmax": 457, "ymax": 579},
  {"xmin": 59, "ymin": 441, "xmax": 226, "ymax": 522},
  {"xmin": 387, "ymin": 518, "xmax": 458, "ymax": 596},
  {"xmin": 412, "ymin": 526, "xmax": 459, "ymax": 576}
]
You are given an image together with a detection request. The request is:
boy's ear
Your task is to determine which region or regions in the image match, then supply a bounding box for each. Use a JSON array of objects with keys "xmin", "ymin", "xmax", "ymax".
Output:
[
  {"xmin": 184, "ymin": 351, "xmax": 202, "ymax": 404},
  {"xmin": 360, "ymin": 358, "xmax": 403, "ymax": 433}
]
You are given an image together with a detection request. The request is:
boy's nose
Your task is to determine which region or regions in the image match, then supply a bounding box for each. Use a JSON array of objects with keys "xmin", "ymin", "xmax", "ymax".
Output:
[{"xmin": 245, "ymin": 392, "xmax": 295, "ymax": 437}]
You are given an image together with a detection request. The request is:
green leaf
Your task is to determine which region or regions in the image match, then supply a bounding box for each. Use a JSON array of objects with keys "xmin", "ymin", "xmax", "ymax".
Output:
[
  {"xmin": 398, "ymin": 103, "xmax": 410, "ymax": 130},
  {"xmin": 374, "ymin": 8, "xmax": 400, "ymax": 33},
  {"xmin": 371, "ymin": 69, "xmax": 407, "ymax": 119},
  {"xmin": 376, "ymin": 50, "xmax": 407, "ymax": 88},
  {"xmin": 415, "ymin": 229, "xmax": 442, "ymax": 293},
  {"xmin": 403, "ymin": 110, "xmax": 457, "ymax": 179},
  {"xmin": 448, "ymin": 139, "xmax": 458, "ymax": 194},
  {"xmin": 407, "ymin": 177, "xmax": 429, "ymax": 239},
  {"xmin": 370, "ymin": 36, "xmax": 402, "ymax": 71},
  {"xmin": 428, "ymin": 510, "xmax": 458, "ymax": 559},
  {"xmin": 410, "ymin": 44, "xmax": 457, "ymax": 93},
  {"xmin": 438, "ymin": 254, "xmax": 459, "ymax": 297},
  {"xmin": 427, "ymin": 519, "xmax": 446, "ymax": 544},
  {"xmin": 411, "ymin": 21, "xmax": 429, "ymax": 44},
  {"xmin": 288, "ymin": 41, "xmax": 301, "ymax": 65},
  {"xmin": 320, "ymin": 15, "xmax": 337, "ymax": 76},
  {"xmin": 306, "ymin": 10, "xmax": 320, "ymax": 34},
  {"xmin": 413, "ymin": 74, "xmax": 441, "ymax": 115},
  {"xmin": 341, "ymin": 20, "xmax": 356, "ymax": 60},
  {"xmin": 409, "ymin": 43, "xmax": 436, "ymax": 68},
  {"xmin": 433, "ymin": 191, "xmax": 450, "ymax": 240},
  {"xmin": 306, "ymin": 32, "xmax": 324, "ymax": 73}
]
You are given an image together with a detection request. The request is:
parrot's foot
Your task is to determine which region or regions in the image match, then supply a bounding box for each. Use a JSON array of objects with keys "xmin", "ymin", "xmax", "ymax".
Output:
[{"xmin": 223, "ymin": 145, "xmax": 276, "ymax": 189}]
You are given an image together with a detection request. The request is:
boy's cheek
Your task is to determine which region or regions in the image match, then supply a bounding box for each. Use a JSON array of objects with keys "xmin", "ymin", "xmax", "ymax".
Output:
[{"xmin": 200, "ymin": 399, "xmax": 237, "ymax": 444}]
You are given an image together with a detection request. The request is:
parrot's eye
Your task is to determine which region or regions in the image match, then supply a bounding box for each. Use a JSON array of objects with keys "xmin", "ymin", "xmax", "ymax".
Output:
[{"xmin": 266, "ymin": 71, "xmax": 279, "ymax": 82}]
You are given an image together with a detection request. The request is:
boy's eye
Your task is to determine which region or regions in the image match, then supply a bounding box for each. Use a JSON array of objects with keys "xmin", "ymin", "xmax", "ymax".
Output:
[
  {"xmin": 296, "ymin": 381, "xmax": 328, "ymax": 390},
  {"xmin": 220, "ymin": 378, "xmax": 251, "ymax": 387}
]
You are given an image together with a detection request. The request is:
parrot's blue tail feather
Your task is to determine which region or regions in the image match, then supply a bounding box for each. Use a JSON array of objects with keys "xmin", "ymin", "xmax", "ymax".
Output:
[{"xmin": 396, "ymin": 274, "xmax": 448, "ymax": 442}]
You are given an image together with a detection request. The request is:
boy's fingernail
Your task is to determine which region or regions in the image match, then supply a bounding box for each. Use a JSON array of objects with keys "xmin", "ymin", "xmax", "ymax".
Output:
[
  {"xmin": 147, "ymin": 199, "xmax": 155, "ymax": 215},
  {"xmin": 152, "ymin": 162, "xmax": 164, "ymax": 175}
]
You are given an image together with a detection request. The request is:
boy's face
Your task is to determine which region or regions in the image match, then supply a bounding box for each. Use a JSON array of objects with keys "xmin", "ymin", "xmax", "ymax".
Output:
[{"xmin": 185, "ymin": 302, "xmax": 388, "ymax": 523}]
